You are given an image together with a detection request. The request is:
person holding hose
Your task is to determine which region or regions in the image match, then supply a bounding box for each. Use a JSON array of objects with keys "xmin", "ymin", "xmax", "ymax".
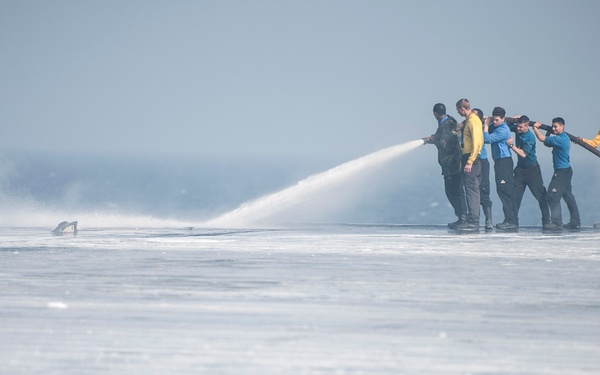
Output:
[
  {"xmin": 423, "ymin": 103, "xmax": 467, "ymax": 229},
  {"xmin": 578, "ymin": 130, "xmax": 600, "ymax": 229},
  {"xmin": 532, "ymin": 118, "xmax": 580, "ymax": 230},
  {"xmin": 484, "ymin": 107, "xmax": 518, "ymax": 230},
  {"xmin": 455, "ymin": 98, "xmax": 483, "ymax": 231},
  {"xmin": 472, "ymin": 108, "xmax": 493, "ymax": 230},
  {"xmin": 506, "ymin": 116, "xmax": 550, "ymax": 227}
]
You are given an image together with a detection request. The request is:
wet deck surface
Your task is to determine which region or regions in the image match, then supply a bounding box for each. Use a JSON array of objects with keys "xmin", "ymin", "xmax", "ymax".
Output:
[{"xmin": 1, "ymin": 225, "xmax": 599, "ymax": 374}]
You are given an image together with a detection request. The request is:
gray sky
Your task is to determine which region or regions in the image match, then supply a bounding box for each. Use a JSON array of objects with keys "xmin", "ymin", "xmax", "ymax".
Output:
[{"xmin": 2, "ymin": 0, "xmax": 599, "ymax": 159}]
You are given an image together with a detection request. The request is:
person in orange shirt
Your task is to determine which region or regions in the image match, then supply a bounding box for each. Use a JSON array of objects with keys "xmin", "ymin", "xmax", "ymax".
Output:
[
  {"xmin": 579, "ymin": 130, "xmax": 600, "ymax": 148},
  {"xmin": 578, "ymin": 130, "xmax": 600, "ymax": 229}
]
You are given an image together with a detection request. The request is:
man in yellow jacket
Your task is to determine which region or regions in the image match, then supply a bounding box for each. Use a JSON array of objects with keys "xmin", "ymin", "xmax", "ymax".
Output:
[{"xmin": 455, "ymin": 98, "xmax": 484, "ymax": 231}]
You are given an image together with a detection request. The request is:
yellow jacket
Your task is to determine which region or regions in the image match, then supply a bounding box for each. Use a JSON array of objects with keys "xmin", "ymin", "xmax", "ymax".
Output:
[
  {"xmin": 462, "ymin": 112, "xmax": 483, "ymax": 165},
  {"xmin": 582, "ymin": 130, "xmax": 600, "ymax": 148}
]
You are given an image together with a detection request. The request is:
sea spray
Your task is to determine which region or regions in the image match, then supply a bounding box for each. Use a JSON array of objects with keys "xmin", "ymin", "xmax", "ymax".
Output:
[{"xmin": 204, "ymin": 139, "xmax": 425, "ymax": 228}]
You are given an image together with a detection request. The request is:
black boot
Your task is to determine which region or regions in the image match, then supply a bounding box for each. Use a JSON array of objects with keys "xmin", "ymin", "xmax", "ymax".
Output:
[
  {"xmin": 448, "ymin": 219, "xmax": 461, "ymax": 229},
  {"xmin": 483, "ymin": 206, "xmax": 493, "ymax": 230},
  {"xmin": 448, "ymin": 215, "xmax": 466, "ymax": 229}
]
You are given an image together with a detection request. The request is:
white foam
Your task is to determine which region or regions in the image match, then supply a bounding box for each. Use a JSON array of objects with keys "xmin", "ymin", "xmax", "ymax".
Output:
[
  {"xmin": 0, "ymin": 197, "xmax": 192, "ymax": 229},
  {"xmin": 204, "ymin": 140, "xmax": 424, "ymax": 228},
  {"xmin": 46, "ymin": 301, "xmax": 68, "ymax": 310}
]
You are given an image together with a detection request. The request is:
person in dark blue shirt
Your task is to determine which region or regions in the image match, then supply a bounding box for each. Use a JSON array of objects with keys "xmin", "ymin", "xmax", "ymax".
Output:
[
  {"xmin": 532, "ymin": 117, "xmax": 580, "ymax": 230},
  {"xmin": 484, "ymin": 107, "xmax": 518, "ymax": 230},
  {"xmin": 506, "ymin": 116, "xmax": 550, "ymax": 226},
  {"xmin": 472, "ymin": 108, "xmax": 493, "ymax": 230}
]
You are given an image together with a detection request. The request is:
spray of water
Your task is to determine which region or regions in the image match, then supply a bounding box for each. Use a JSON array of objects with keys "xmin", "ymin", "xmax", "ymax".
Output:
[
  {"xmin": 204, "ymin": 139, "xmax": 425, "ymax": 228},
  {"xmin": 0, "ymin": 196, "xmax": 193, "ymax": 229}
]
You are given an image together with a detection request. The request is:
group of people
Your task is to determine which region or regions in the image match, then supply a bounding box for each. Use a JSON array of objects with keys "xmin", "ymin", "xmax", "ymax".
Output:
[{"xmin": 424, "ymin": 98, "xmax": 598, "ymax": 231}]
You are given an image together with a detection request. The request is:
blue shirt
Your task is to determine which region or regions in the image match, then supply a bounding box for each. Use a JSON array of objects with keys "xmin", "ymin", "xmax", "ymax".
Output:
[
  {"xmin": 544, "ymin": 132, "xmax": 570, "ymax": 170},
  {"xmin": 480, "ymin": 143, "xmax": 488, "ymax": 160},
  {"xmin": 438, "ymin": 115, "xmax": 448, "ymax": 125},
  {"xmin": 515, "ymin": 129, "xmax": 537, "ymax": 167},
  {"xmin": 484, "ymin": 122, "xmax": 512, "ymax": 160},
  {"xmin": 479, "ymin": 123, "xmax": 488, "ymax": 160}
]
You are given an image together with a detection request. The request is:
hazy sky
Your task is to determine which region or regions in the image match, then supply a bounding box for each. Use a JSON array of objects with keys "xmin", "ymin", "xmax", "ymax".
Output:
[{"xmin": 2, "ymin": 0, "xmax": 599, "ymax": 159}]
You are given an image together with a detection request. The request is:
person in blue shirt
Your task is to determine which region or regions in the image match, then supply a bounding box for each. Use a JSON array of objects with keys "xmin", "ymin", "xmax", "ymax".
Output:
[
  {"xmin": 483, "ymin": 106, "xmax": 518, "ymax": 230},
  {"xmin": 532, "ymin": 117, "xmax": 580, "ymax": 230},
  {"xmin": 472, "ymin": 108, "xmax": 493, "ymax": 229},
  {"xmin": 506, "ymin": 116, "xmax": 550, "ymax": 226}
]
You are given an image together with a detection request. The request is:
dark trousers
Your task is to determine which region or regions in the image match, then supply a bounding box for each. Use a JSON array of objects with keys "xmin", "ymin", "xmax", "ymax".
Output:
[
  {"xmin": 444, "ymin": 172, "xmax": 467, "ymax": 220},
  {"xmin": 514, "ymin": 163, "xmax": 550, "ymax": 224},
  {"xmin": 479, "ymin": 158, "xmax": 492, "ymax": 209},
  {"xmin": 547, "ymin": 167, "xmax": 580, "ymax": 226},
  {"xmin": 462, "ymin": 155, "xmax": 481, "ymax": 223},
  {"xmin": 494, "ymin": 157, "xmax": 518, "ymax": 224}
]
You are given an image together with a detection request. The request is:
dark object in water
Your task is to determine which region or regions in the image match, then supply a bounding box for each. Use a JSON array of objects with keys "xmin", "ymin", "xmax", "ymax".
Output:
[{"xmin": 52, "ymin": 221, "xmax": 78, "ymax": 235}]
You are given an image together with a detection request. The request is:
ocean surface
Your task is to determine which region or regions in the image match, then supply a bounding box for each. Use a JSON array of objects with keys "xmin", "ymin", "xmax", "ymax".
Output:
[
  {"xmin": 1, "ymin": 146, "xmax": 599, "ymax": 373},
  {"xmin": 1, "ymin": 224, "xmax": 599, "ymax": 374}
]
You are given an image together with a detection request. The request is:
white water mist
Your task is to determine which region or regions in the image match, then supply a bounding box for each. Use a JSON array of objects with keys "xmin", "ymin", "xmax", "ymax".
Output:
[{"xmin": 204, "ymin": 139, "xmax": 425, "ymax": 228}]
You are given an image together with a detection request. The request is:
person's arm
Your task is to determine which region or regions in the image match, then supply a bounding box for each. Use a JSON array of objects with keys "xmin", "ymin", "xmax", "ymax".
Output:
[
  {"xmin": 463, "ymin": 120, "xmax": 474, "ymax": 173},
  {"xmin": 506, "ymin": 137, "xmax": 526, "ymax": 159},
  {"xmin": 424, "ymin": 123, "xmax": 444, "ymax": 144},
  {"xmin": 486, "ymin": 124, "xmax": 509, "ymax": 144},
  {"xmin": 532, "ymin": 122, "xmax": 546, "ymax": 142},
  {"xmin": 578, "ymin": 130, "xmax": 600, "ymax": 148},
  {"xmin": 482, "ymin": 117, "xmax": 491, "ymax": 144}
]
